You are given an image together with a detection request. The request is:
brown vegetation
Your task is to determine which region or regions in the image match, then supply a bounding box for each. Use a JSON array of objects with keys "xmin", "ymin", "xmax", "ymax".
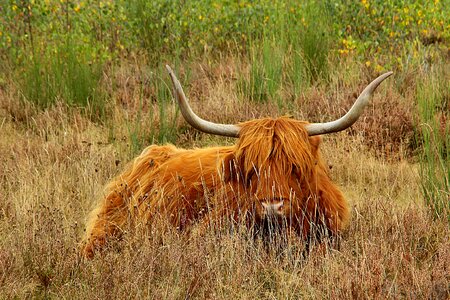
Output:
[{"xmin": 0, "ymin": 61, "xmax": 448, "ymax": 299}]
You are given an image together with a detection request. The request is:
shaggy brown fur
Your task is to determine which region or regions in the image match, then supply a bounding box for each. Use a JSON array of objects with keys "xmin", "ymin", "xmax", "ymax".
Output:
[{"xmin": 81, "ymin": 117, "xmax": 349, "ymax": 257}]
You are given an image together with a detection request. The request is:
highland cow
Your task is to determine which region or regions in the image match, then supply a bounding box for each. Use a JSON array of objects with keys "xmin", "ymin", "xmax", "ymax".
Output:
[{"xmin": 81, "ymin": 65, "xmax": 392, "ymax": 258}]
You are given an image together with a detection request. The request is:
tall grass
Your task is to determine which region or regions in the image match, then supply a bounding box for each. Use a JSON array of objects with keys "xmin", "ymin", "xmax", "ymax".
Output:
[
  {"xmin": 127, "ymin": 0, "xmax": 181, "ymax": 63},
  {"xmin": 1, "ymin": 1, "xmax": 449, "ymax": 297},
  {"xmin": 416, "ymin": 65, "xmax": 449, "ymax": 220},
  {"xmin": 1, "ymin": 82, "xmax": 448, "ymax": 298},
  {"xmin": 238, "ymin": 36, "xmax": 284, "ymax": 104},
  {"xmin": 154, "ymin": 68, "xmax": 179, "ymax": 145},
  {"xmin": 125, "ymin": 67, "xmax": 179, "ymax": 155},
  {"xmin": 4, "ymin": 0, "xmax": 447, "ymax": 114},
  {"xmin": 293, "ymin": 1, "xmax": 332, "ymax": 83},
  {"xmin": 238, "ymin": 1, "xmax": 332, "ymax": 105},
  {"xmin": 18, "ymin": 41, "xmax": 105, "ymax": 118}
]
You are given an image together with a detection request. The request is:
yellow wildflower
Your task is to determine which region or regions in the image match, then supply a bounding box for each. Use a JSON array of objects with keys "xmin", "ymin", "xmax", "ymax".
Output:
[{"xmin": 361, "ymin": 0, "xmax": 369, "ymax": 9}]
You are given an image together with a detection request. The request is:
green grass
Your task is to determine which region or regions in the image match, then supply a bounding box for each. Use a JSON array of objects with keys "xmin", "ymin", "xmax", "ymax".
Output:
[
  {"xmin": 416, "ymin": 65, "xmax": 449, "ymax": 220},
  {"xmin": 155, "ymin": 68, "xmax": 179, "ymax": 145},
  {"xmin": 123, "ymin": 66, "xmax": 179, "ymax": 155},
  {"xmin": 237, "ymin": 40, "xmax": 281, "ymax": 104},
  {"xmin": 18, "ymin": 40, "xmax": 105, "ymax": 118},
  {"xmin": 295, "ymin": 1, "xmax": 332, "ymax": 83},
  {"xmin": 237, "ymin": 1, "xmax": 333, "ymax": 105},
  {"xmin": 2, "ymin": 0, "xmax": 449, "ymax": 112}
]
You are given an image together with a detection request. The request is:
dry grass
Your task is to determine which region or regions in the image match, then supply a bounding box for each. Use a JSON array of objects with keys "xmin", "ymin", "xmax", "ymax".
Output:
[{"xmin": 0, "ymin": 61, "xmax": 448, "ymax": 299}]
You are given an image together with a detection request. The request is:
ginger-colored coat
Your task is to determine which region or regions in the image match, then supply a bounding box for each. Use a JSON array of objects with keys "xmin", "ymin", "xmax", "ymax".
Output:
[{"xmin": 82, "ymin": 117, "xmax": 349, "ymax": 257}]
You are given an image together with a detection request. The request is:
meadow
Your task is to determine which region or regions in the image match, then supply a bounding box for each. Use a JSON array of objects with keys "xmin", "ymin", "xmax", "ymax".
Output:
[{"xmin": 0, "ymin": 0, "xmax": 449, "ymax": 298}]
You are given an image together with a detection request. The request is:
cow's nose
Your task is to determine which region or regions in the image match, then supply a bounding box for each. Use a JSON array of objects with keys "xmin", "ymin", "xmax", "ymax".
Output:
[{"xmin": 261, "ymin": 200, "xmax": 284, "ymax": 216}]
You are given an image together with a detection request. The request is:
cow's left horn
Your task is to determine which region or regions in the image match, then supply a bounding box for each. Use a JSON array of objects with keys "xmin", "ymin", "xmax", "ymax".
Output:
[
  {"xmin": 305, "ymin": 71, "xmax": 393, "ymax": 136},
  {"xmin": 166, "ymin": 65, "xmax": 240, "ymax": 138}
]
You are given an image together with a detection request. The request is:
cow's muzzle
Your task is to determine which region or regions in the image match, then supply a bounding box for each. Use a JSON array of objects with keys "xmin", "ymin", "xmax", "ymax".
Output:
[{"xmin": 261, "ymin": 199, "xmax": 286, "ymax": 217}]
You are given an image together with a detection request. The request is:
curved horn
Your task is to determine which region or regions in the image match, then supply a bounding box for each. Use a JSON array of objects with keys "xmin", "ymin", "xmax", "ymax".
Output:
[
  {"xmin": 166, "ymin": 65, "xmax": 240, "ymax": 138},
  {"xmin": 305, "ymin": 71, "xmax": 393, "ymax": 136}
]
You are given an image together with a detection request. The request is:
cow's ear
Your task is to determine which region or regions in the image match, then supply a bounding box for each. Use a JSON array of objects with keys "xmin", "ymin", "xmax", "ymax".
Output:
[
  {"xmin": 308, "ymin": 136, "xmax": 322, "ymax": 157},
  {"xmin": 221, "ymin": 153, "xmax": 237, "ymax": 182}
]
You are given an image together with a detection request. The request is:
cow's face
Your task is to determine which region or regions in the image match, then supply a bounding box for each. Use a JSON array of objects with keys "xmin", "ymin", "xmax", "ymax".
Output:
[
  {"xmin": 222, "ymin": 118, "xmax": 322, "ymax": 221},
  {"xmin": 166, "ymin": 65, "xmax": 391, "ymax": 223}
]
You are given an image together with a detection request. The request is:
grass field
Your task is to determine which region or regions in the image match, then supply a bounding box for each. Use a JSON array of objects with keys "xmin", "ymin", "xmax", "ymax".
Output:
[{"xmin": 1, "ymin": 1, "xmax": 449, "ymax": 299}]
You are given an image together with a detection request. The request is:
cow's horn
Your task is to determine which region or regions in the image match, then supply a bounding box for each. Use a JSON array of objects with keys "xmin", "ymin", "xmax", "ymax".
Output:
[
  {"xmin": 166, "ymin": 65, "xmax": 240, "ymax": 138},
  {"xmin": 305, "ymin": 71, "xmax": 393, "ymax": 136}
]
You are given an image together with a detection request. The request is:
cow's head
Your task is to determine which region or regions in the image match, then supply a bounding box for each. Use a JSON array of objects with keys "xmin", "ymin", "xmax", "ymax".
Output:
[
  {"xmin": 221, "ymin": 117, "xmax": 322, "ymax": 222},
  {"xmin": 166, "ymin": 65, "xmax": 392, "ymax": 221}
]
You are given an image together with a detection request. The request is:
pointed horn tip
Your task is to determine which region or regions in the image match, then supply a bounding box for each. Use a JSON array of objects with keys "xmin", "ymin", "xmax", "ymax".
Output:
[
  {"xmin": 365, "ymin": 71, "xmax": 394, "ymax": 92},
  {"xmin": 379, "ymin": 71, "xmax": 394, "ymax": 80},
  {"xmin": 384, "ymin": 71, "xmax": 393, "ymax": 76},
  {"xmin": 165, "ymin": 65, "xmax": 179, "ymax": 87},
  {"xmin": 305, "ymin": 71, "xmax": 394, "ymax": 136}
]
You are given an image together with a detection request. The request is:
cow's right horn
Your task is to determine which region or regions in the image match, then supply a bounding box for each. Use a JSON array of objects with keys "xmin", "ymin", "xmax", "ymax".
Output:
[
  {"xmin": 305, "ymin": 71, "xmax": 393, "ymax": 136},
  {"xmin": 166, "ymin": 65, "xmax": 240, "ymax": 138}
]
